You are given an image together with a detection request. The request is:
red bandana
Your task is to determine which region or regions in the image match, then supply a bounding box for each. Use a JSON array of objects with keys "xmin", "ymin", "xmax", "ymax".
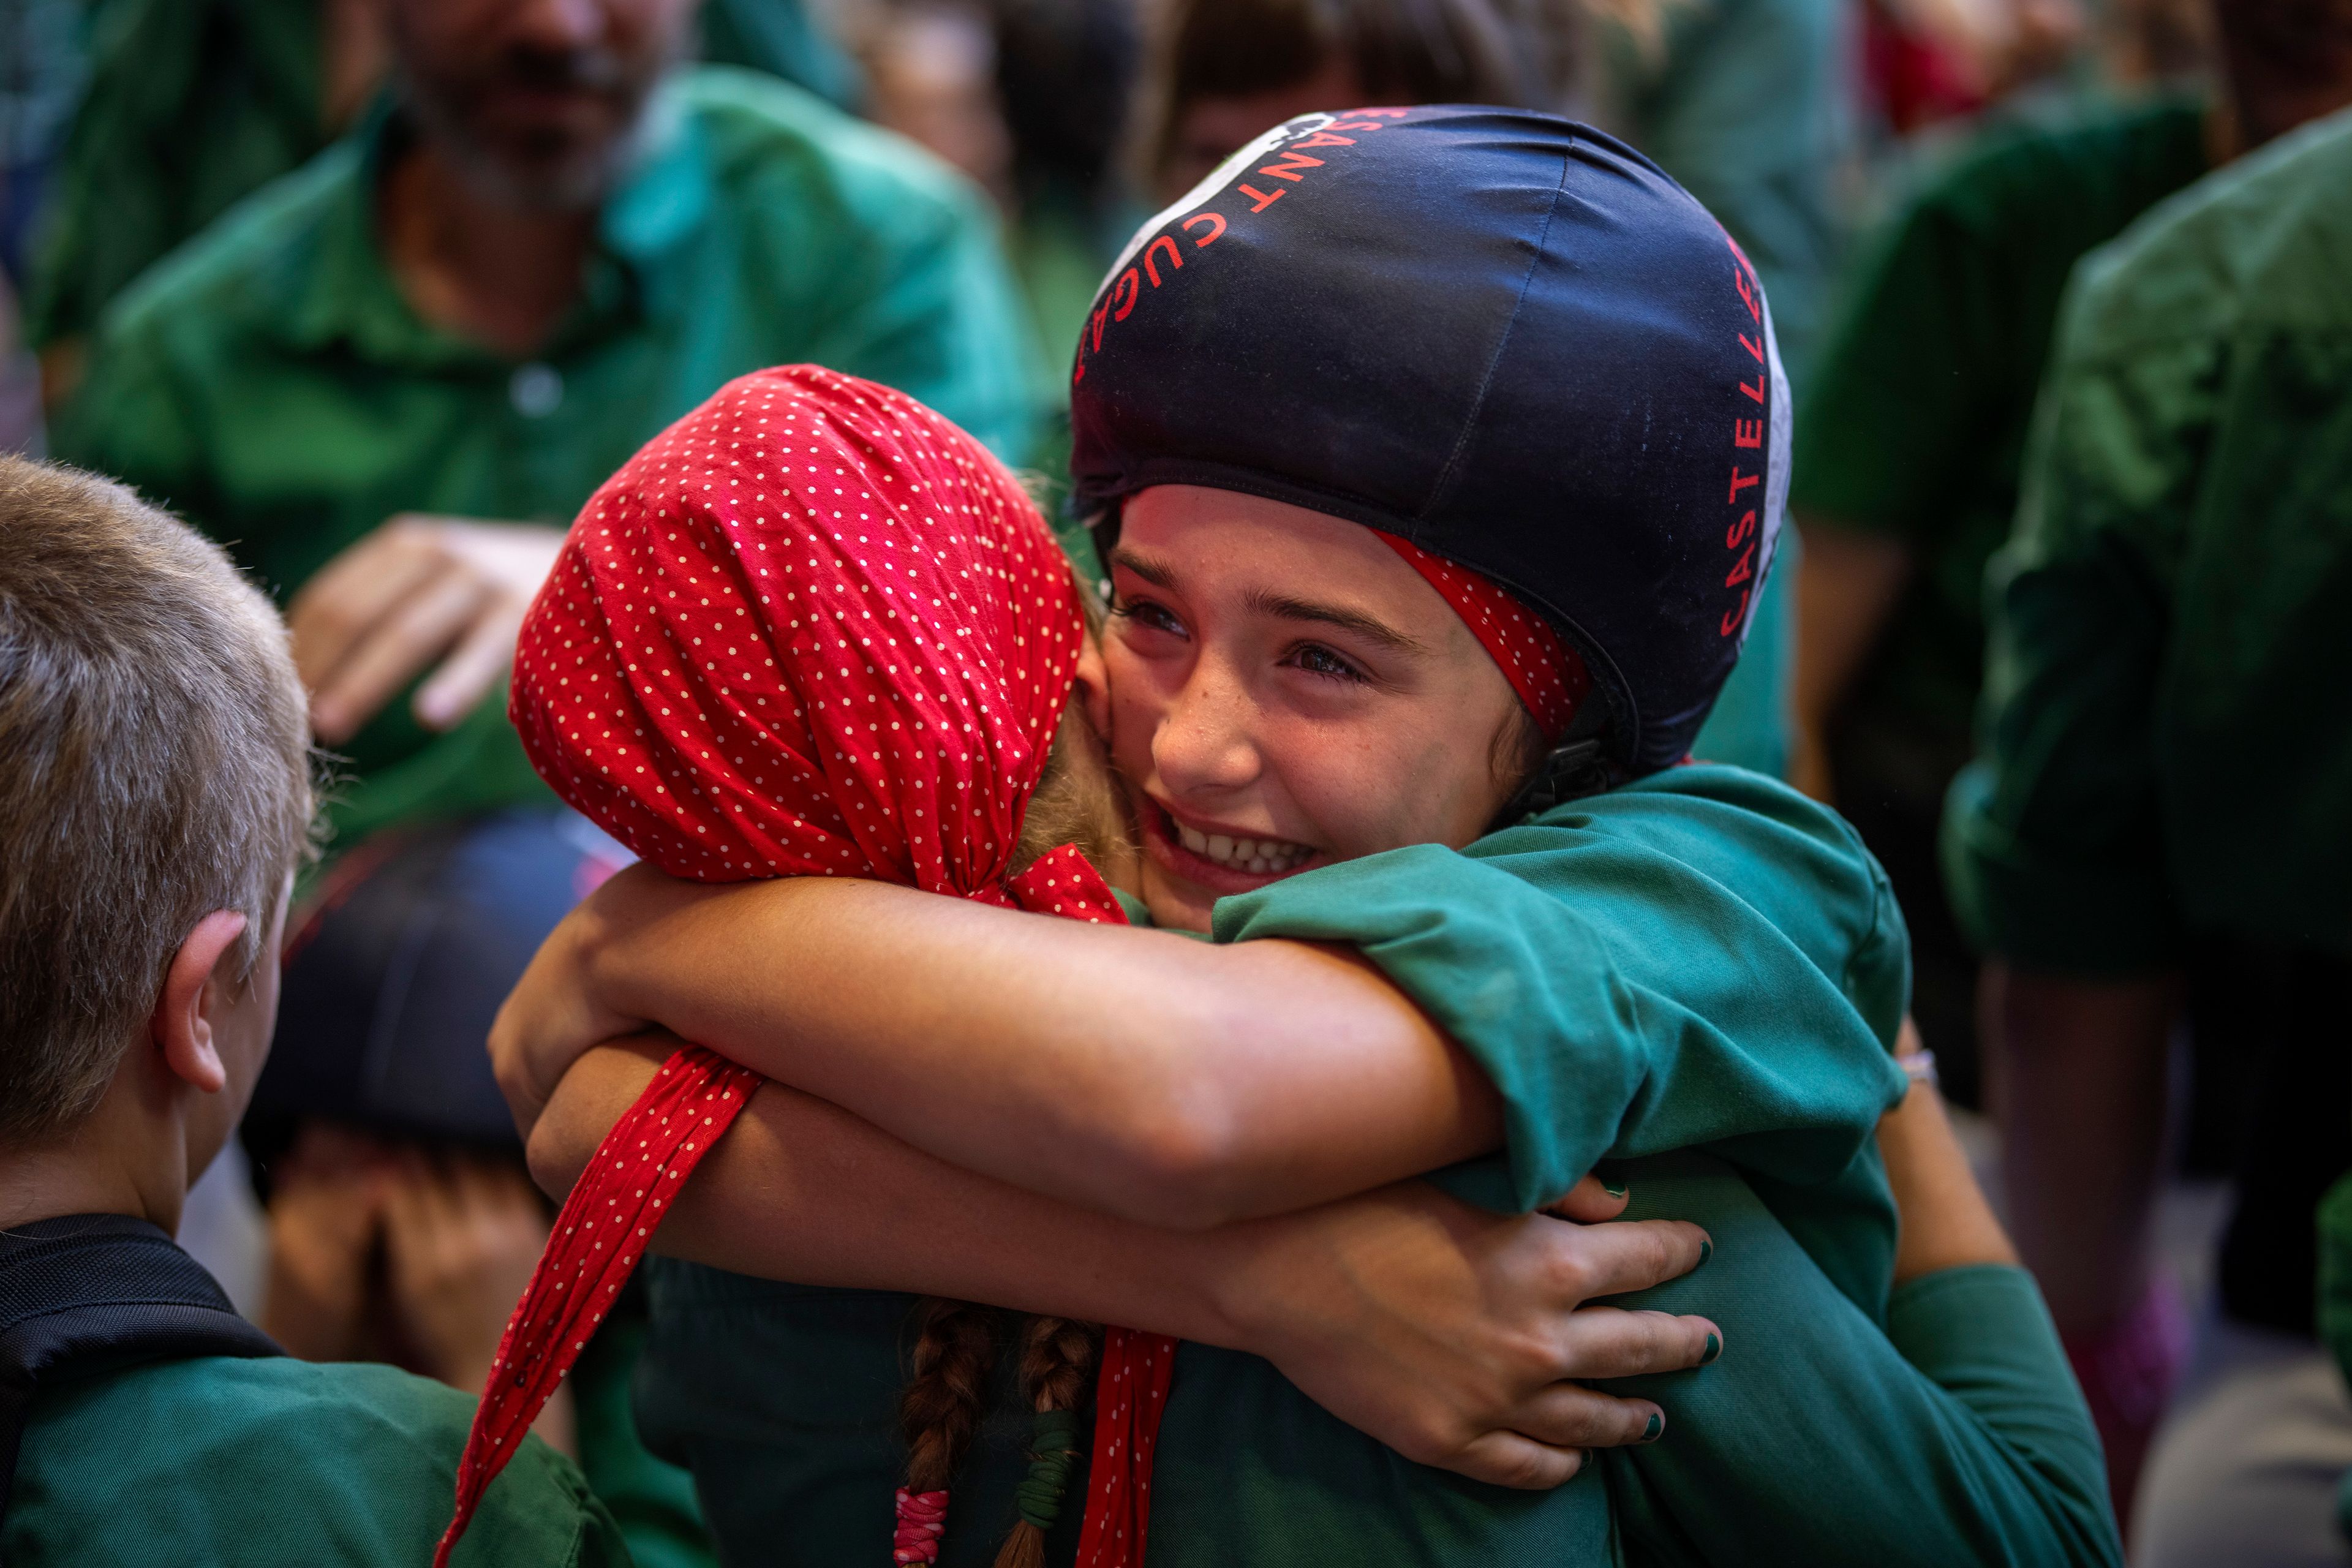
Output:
[
  {"xmin": 1371, "ymin": 530, "xmax": 1588, "ymax": 742},
  {"xmin": 437, "ymin": 367, "xmax": 1175, "ymax": 1567}
]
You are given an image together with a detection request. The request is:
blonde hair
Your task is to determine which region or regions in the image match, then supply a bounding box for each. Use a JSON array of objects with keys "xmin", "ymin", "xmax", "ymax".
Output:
[{"xmin": 0, "ymin": 456, "xmax": 315, "ymax": 1144}]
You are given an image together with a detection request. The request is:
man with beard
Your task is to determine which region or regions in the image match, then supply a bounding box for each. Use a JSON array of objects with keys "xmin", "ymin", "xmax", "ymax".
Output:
[{"xmin": 47, "ymin": 0, "xmax": 1034, "ymax": 859}]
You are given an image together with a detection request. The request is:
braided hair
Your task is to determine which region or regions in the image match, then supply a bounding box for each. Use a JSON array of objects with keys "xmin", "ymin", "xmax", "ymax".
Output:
[{"xmin": 894, "ymin": 704, "xmax": 1129, "ymax": 1563}]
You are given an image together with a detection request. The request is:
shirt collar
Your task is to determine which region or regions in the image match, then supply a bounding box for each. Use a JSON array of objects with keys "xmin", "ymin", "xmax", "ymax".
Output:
[{"xmin": 279, "ymin": 77, "xmax": 714, "ymax": 367}]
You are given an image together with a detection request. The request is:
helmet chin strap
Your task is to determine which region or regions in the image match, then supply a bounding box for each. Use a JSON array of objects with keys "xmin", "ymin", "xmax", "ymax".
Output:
[{"xmin": 1491, "ymin": 700, "xmax": 1618, "ymax": 829}]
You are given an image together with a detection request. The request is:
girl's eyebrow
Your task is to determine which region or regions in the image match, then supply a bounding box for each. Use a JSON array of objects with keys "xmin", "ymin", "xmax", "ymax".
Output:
[
  {"xmin": 1112, "ymin": 545, "xmax": 1430, "ymax": 655},
  {"xmin": 1244, "ymin": 589, "xmax": 1432, "ymax": 655},
  {"xmin": 1109, "ymin": 545, "xmax": 1179, "ymax": 589}
]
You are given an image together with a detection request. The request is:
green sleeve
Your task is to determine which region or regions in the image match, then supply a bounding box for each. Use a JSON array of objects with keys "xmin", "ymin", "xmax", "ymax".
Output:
[
  {"xmin": 1213, "ymin": 769, "xmax": 1909, "ymax": 1216},
  {"xmin": 23, "ymin": 0, "xmax": 324, "ymax": 351},
  {"xmin": 1601, "ymin": 1152, "xmax": 2120, "ymax": 1568},
  {"xmin": 1939, "ymin": 250, "xmax": 2206, "ymax": 973},
  {"xmin": 1792, "ymin": 183, "xmax": 1997, "ymax": 542}
]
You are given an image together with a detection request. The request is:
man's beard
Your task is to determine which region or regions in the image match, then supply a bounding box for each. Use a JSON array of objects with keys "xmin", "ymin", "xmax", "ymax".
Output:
[{"xmin": 397, "ymin": 42, "xmax": 671, "ymax": 213}]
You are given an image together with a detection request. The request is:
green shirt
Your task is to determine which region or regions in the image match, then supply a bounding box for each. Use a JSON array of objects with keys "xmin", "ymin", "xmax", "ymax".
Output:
[
  {"xmin": 4, "ymin": 1354, "xmax": 628, "ymax": 1567},
  {"xmin": 1942, "ymin": 107, "xmax": 2352, "ymax": 971},
  {"xmin": 20, "ymin": 0, "xmax": 865, "ymax": 352},
  {"xmin": 632, "ymin": 767, "xmax": 2114, "ymax": 1564},
  {"xmin": 1793, "ymin": 92, "xmax": 2209, "ymax": 785},
  {"xmin": 50, "ymin": 67, "xmax": 1037, "ymax": 848},
  {"xmin": 573, "ymin": 1289, "xmax": 718, "ymax": 1568}
]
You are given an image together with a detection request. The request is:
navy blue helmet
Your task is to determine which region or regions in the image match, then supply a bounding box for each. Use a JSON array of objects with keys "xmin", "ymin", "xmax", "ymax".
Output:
[{"xmin": 1068, "ymin": 105, "xmax": 1790, "ymax": 775}]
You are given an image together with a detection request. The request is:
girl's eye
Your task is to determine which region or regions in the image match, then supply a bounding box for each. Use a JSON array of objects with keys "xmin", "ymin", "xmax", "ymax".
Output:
[
  {"xmin": 1287, "ymin": 643, "xmax": 1370, "ymax": 684},
  {"xmin": 1109, "ymin": 595, "xmax": 1186, "ymax": 638}
]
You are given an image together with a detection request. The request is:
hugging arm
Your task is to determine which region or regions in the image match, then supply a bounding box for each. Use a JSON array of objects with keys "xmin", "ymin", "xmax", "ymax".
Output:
[
  {"xmin": 1599, "ymin": 1063, "xmax": 2117, "ymax": 1568},
  {"xmin": 529, "ymin": 1035, "xmax": 1720, "ymax": 1491},
  {"xmin": 494, "ymin": 869, "xmax": 1505, "ymax": 1229}
]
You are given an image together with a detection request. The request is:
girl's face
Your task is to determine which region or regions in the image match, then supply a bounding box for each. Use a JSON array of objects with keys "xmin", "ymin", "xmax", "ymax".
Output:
[{"xmin": 1087, "ymin": 484, "xmax": 1531, "ymax": 933}]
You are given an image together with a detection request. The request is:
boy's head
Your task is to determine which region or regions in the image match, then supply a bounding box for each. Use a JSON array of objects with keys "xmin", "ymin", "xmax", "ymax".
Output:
[{"xmin": 0, "ymin": 457, "xmax": 313, "ymax": 1191}]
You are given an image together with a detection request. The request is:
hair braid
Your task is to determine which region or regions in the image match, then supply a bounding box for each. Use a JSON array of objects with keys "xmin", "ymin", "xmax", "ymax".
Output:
[
  {"xmin": 993, "ymin": 1316, "xmax": 1104, "ymax": 1568},
  {"xmin": 897, "ymin": 1296, "xmax": 1005, "ymax": 1559}
]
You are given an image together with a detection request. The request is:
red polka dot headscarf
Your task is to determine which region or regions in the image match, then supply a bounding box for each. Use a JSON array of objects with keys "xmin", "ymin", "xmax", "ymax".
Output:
[
  {"xmin": 441, "ymin": 367, "xmax": 1169, "ymax": 1568},
  {"xmin": 509, "ymin": 363, "xmax": 1107, "ymax": 911}
]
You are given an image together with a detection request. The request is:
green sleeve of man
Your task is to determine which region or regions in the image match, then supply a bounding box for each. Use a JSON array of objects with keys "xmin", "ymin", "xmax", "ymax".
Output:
[{"xmin": 5, "ymin": 1357, "xmax": 633, "ymax": 1567}]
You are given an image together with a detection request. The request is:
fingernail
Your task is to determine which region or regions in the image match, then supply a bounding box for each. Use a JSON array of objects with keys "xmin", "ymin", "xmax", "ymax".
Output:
[
  {"xmin": 1701, "ymin": 1332, "xmax": 1722, "ymax": 1365},
  {"xmin": 1697, "ymin": 1239, "xmax": 1712, "ymax": 1267},
  {"xmin": 1601, "ymin": 1180, "xmax": 1628, "ymax": 1199},
  {"xmin": 1642, "ymin": 1413, "xmax": 1662, "ymax": 1442}
]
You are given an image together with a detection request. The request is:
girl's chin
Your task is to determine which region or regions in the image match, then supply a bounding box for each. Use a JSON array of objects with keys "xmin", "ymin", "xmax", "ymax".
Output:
[{"xmin": 1136, "ymin": 873, "xmax": 1218, "ymax": 934}]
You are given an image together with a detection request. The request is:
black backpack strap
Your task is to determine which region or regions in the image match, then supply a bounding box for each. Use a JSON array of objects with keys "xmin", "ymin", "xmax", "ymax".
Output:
[{"xmin": 0, "ymin": 1215, "xmax": 280, "ymax": 1555}]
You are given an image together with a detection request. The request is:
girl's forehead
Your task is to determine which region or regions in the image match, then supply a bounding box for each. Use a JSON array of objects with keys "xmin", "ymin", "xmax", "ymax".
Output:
[{"xmin": 1117, "ymin": 484, "xmax": 1464, "ymax": 636}]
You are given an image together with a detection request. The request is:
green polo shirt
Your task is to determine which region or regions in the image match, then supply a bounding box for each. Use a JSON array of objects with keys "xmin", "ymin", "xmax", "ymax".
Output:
[
  {"xmin": 50, "ymin": 66, "xmax": 1036, "ymax": 849},
  {"xmin": 1942, "ymin": 107, "xmax": 2352, "ymax": 971},
  {"xmin": 21, "ymin": 0, "xmax": 865, "ymax": 354},
  {"xmin": 3, "ymin": 1354, "xmax": 627, "ymax": 1567},
  {"xmin": 631, "ymin": 766, "xmax": 2113, "ymax": 1564},
  {"xmin": 1793, "ymin": 92, "xmax": 2209, "ymax": 789}
]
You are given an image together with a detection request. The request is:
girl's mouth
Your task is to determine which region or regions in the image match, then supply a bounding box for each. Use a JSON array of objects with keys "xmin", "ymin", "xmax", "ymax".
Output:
[{"xmin": 1142, "ymin": 797, "xmax": 1325, "ymax": 892}]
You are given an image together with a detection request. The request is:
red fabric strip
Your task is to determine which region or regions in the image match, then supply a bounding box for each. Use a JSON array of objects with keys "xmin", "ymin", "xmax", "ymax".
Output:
[
  {"xmin": 1371, "ymin": 530, "xmax": 1588, "ymax": 742},
  {"xmin": 434, "ymin": 1046, "xmax": 760, "ymax": 1567}
]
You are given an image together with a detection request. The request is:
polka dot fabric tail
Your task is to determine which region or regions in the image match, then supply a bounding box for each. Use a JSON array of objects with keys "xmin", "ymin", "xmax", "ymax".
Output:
[
  {"xmin": 432, "ymin": 1045, "xmax": 758, "ymax": 1568},
  {"xmin": 439, "ymin": 366, "xmax": 1166, "ymax": 1566}
]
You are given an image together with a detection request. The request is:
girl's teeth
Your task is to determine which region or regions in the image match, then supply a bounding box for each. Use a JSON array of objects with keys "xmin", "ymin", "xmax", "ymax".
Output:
[{"xmin": 1171, "ymin": 816, "xmax": 1309, "ymax": 873}]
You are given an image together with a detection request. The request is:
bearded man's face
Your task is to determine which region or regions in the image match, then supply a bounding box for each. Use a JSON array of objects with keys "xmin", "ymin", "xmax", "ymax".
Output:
[{"xmin": 389, "ymin": 0, "xmax": 700, "ymax": 209}]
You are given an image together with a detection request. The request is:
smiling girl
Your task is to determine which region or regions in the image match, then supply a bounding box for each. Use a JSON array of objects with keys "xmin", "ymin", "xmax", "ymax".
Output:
[{"xmin": 496, "ymin": 108, "xmax": 2116, "ymax": 1567}]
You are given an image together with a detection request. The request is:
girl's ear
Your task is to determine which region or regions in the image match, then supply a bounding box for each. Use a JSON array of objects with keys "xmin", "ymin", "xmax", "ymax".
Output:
[{"xmin": 1074, "ymin": 631, "xmax": 1113, "ymax": 737}]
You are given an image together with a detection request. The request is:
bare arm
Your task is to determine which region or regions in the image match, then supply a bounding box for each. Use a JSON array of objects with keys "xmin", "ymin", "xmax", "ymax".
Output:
[
  {"xmin": 532, "ymin": 1037, "xmax": 1719, "ymax": 1491},
  {"xmin": 1981, "ymin": 963, "xmax": 2180, "ymax": 1331},
  {"xmin": 1790, "ymin": 514, "xmax": 1912, "ymax": 802},
  {"xmin": 1880, "ymin": 1020, "xmax": 2018, "ymax": 1283},
  {"xmin": 492, "ymin": 869, "xmax": 1504, "ymax": 1230}
]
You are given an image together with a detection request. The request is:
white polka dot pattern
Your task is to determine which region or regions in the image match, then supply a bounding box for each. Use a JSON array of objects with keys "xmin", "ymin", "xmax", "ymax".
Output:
[
  {"xmin": 442, "ymin": 367, "xmax": 1169, "ymax": 1568},
  {"xmin": 1371, "ymin": 529, "xmax": 1590, "ymax": 742},
  {"xmin": 510, "ymin": 364, "xmax": 1091, "ymax": 903}
]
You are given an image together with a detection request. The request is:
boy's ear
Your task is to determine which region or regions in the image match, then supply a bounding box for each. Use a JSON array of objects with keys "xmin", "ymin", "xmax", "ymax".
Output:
[
  {"xmin": 1074, "ymin": 631, "xmax": 1113, "ymax": 739},
  {"xmin": 149, "ymin": 911, "xmax": 250, "ymax": 1096}
]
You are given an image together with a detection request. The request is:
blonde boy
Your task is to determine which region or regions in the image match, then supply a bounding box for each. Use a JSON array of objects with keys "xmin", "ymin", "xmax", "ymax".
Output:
[{"xmin": 0, "ymin": 456, "xmax": 624, "ymax": 1566}]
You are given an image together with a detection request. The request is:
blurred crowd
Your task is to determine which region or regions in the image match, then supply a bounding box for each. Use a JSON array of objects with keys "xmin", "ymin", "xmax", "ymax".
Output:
[{"xmin": 0, "ymin": 0, "xmax": 2348, "ymax": 1562}]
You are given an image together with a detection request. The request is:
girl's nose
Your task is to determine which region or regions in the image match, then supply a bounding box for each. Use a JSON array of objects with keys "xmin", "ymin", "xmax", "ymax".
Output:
[{"xmin": 1151, "ymin": 658, "xmax": 1263, "ymax": 799}]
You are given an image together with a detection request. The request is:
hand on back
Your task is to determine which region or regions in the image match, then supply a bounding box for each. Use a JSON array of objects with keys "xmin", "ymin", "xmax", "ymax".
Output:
[
  {"xmin": 1216, "ymin": 1175, "xmax": 1720, "ymax": 1489},
  {"xmin": 288, "ymin": 514, "xmax": 564, "ymax": 744}
]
